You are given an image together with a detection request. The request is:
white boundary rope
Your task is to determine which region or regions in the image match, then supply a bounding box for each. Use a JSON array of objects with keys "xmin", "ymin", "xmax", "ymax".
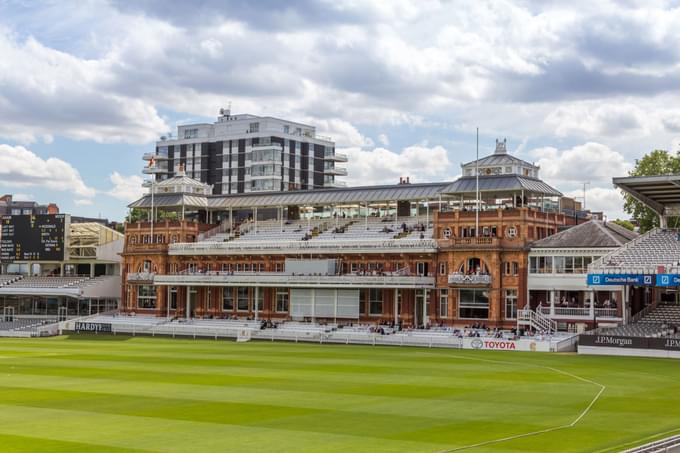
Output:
[{"xmin": 432, "ymin": 354, "xmax": 607, "ymax": 453}]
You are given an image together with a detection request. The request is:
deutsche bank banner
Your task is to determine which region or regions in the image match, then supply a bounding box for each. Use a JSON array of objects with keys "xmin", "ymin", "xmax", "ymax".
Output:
[
  {"xmin": 587, "ymin": 274, "xmax": 654, "ymax": 286},
  {"xmin": 74, "ymin": 322, "xmax": 112, "ymax": 333},
  {"xmin": 655, "ymin": 274, "xmax": 680, "ymax": 287}
]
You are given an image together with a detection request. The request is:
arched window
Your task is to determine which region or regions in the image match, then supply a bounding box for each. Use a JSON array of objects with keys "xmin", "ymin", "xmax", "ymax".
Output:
[{"xmin": 458, "ymin": 257, "xmax": 489, "ymax": 275}]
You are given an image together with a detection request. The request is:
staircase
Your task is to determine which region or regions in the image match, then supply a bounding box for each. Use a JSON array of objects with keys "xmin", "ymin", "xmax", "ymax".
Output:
[{"xmin": 517, "ymin": 308, "xmax": 556, "ymax": 334}]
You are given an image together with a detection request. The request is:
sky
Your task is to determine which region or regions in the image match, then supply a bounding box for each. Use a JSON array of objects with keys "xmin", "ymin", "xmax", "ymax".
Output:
[{"xmin": 1, "ymin": 0, "xmax": 679, "ymax": 221}]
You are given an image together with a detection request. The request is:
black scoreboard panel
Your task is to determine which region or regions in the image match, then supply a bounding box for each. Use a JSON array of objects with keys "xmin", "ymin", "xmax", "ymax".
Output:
[{"xmin": 0, "ymin": 214, "xmax": 67, "ymax": 262}]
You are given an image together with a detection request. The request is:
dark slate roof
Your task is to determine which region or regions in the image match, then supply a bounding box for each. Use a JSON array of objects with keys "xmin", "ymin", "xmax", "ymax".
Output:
[
  {"xmin": 441, "ymin": 175, "xmax": 562, "ymax": 196},
  {"xmin": 461, "ymin": 153, "xmax": 536, "ymax": 168},
  {"xmin": 531, "ymin": 220, "xmax": 638, "ymax": 248}
]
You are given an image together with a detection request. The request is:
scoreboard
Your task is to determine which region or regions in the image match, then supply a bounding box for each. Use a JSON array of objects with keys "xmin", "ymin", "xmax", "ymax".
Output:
[{"xmin": 0, "ymin": 214, "xmax": 67, "ymax": 262}]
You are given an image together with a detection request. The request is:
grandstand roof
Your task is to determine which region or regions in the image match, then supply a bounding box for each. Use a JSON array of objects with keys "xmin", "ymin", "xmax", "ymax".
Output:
[
  {"xmin": 441, "ymin": 175, "xmax": 562, "ymax": 196},
  {"xmin": 532, "ymin": 220, "xmax": 637, "ymax": 249},
  {"xmin": 613, "ymin": 174, "xmax": 680, "ymax": 216},
  {"xmin": 130, "ymin": 182, "xmax": 449, "ymax": 210}
]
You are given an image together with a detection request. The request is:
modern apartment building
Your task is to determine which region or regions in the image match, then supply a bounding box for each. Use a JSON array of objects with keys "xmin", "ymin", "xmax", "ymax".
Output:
[{"xmin": 143, "ymin": 109, "xmax": 347, "ymax": 195}]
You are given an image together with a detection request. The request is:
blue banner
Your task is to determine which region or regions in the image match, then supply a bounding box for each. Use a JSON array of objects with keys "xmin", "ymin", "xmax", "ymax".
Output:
[
  {"xmin": 656, "ymin": 274, "xmax": 680, "ymax": 286},
  {"xmin": 587, "ymin": 274, "xmax": 654, "ymax": 286}
]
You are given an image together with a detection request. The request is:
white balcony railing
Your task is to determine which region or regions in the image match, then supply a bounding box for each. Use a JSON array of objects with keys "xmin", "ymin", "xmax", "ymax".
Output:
[
  {"xmin": 539, "ymin": 307, "xmax": 621, "ymax": 318},
  {"xmin": 447, "ymin": 273, "xmax": 492, "ymax": 286},
  {"xmin": 169, "ymin": 239, "xmax": 437, "ymax": 255}
]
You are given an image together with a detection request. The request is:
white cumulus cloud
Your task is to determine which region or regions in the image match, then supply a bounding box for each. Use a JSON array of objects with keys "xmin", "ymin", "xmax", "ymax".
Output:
[
  {"xmin": 343, "ymin": 144, "xmax": 452, "ymax": 186},
  {"xmin": 106, "ymin": 172, "xmax": 145, "ymax": 202},
  {"xmin": 0, "ymin": 144, "xmax": 95, "ymax": 198}
]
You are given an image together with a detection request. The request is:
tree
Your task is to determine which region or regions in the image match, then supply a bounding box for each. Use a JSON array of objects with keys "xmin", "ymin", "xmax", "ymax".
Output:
[
  {"xmin": 623, "ymin": 149, "xmax": 680, "ymax": 233},
  {"xmin": 125, "ymin": 208, "xmax": 178, "ymax": 223},
  {"xmin": 611, "ymin": 219, "xmax": 635, "ymax": 231}
]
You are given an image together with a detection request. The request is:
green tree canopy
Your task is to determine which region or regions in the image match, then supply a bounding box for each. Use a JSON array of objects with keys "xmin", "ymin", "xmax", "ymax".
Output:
[
  {"xmin": 611, "ymin": 218, "xmax": 635, "ymax": 231},
  {"xmin": 623, "ymin": 149, "xmax": 680, "ymax": 233}
]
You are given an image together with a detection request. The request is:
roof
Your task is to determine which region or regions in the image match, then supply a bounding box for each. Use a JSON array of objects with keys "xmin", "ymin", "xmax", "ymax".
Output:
[
  {"xmin": 613, "ymin": 174, "xmax": 680, "ymax": 215},
  {"xmin": 441, "ymin": 175, "xmax": 562, "ymax": 196},
  {"xmin": 129, "ymin": 182, "xmax": 449, "ymax": 210},
  {"xmin": 207, "ymin": 182, "xmax": 449, "ymax": 209},
  {"xmin": 155, "ymin": 174, "xmax": 211, "ymax": 189},
  {"xmin": 531, "ymin": 220, "xmax": 638, "ymax": 249},
  {"xmin": 129, "ymin": 194, "xmax": 208, "ymax": 209},
  {"xmin": 461, "ymin": 153, "xmax": 535, "ymax": 168}
]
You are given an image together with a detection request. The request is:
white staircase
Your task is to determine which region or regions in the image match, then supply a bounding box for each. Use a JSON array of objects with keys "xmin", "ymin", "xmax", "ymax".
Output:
[{"xmin": 517, "ymin": 308, "xmax": 556, "ymax": 334}]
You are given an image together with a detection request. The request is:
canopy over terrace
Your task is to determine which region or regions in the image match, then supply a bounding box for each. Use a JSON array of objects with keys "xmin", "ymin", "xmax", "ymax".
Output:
[
  {"xmin": 614, "ymin": 174, "xmax": 680, "ymax": 227},
  {"xmin": 128, "ymin": 181, "xmax": 452, "ymax": 224},
  {"xmin": 440, "ymin": 174, "xmax": 562, "ymax": 210}
]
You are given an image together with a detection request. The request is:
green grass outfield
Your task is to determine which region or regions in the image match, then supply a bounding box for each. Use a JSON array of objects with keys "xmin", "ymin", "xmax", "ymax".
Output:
[{"xmin": 0, "ymin": 336, "xmax": 678, "ymax": 452}]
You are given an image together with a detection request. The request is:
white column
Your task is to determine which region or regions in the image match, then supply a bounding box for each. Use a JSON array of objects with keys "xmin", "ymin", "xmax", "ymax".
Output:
[
  {"xmin": 186, "ymin": 286, "xmax": 191, "ymax": 319},
  {"xmin": 254, "ymin": 207, "xmax": 258, "ymax": 232},
  {"xmin": 426, "ymin": 200, "xmax": 429, "ymax": 227},
  {"xmin": 364, "ymin": 202, "xmax": 368, "ymax": 229},
  {"xmin": 334, "ymin": 289, "xmax": 338, "ymax": 324},
  {"xmin": 393, "ymin": 289, "xmax": 399, "ymax": 324},
  {"xmin": 311, "ymin": 289, "xmax": 316, "ymax": 322},
  {"xmin": 280, "ymin": 206, "xmax": 283, "ymax": 232},
  {"xmin": 549, "ymin": 290, "xmax": 555, "ymax": 316},
  {"xmin": 589, "ymin": 290, "xmax": 595, "ymax": 318},
  {"xmin": 423, "ymin": 290, "xmax": 428, "ymax": 326},
  {"xmin": 166, "ymin": 286, "xmax": 171, "ymax": 318}
]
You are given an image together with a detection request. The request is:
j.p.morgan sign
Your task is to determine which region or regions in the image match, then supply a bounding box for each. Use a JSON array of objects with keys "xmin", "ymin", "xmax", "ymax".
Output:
[
  {"xmin": 74, "ymin": 322, "xmax": 112, "ymax": 333},
  {"xmin": 580, "ymin": 334, "xmax": 680, "ymax": 351}
]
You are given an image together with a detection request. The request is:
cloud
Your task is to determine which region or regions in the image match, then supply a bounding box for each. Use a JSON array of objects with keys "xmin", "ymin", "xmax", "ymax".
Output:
[
  {"xmin": 74, "ymin": 199, "xmax": 94, "ymax": 206},
  {"xmin": 545, "ymin": 102, "xmax": 648, "ymax": 138},
  {"xmin": 0, "ymin": 31, "xmax": 168, "ymax": 144},
  {"xmin": 106, "ymin": 172, "xmax": 144, "ymax": 202},
  {"xmin": 378, "ymin": 133, "xmax": 390, "ymax": 146},
  {"xmin": 0, "ymin": 144, "xmax": 95, "ymax": 198},
  {"xmin": 529, "ymin": 142, "xmax": 632, "ymax": 185},
  {"xmin": 343, "ymin": 144, "xmax": 452, "ymax": 186},
  {"xmin": 563, "ymin": 186, "xmax": 626, "ymax": 220}
]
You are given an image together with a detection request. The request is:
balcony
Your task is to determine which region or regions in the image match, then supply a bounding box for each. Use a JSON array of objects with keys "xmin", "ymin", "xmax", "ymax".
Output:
[
  {"xmin": 325, "ymin": 167, "xmax": 348, "ymax": 176},
  {"xmin": 154, "ymin": 271, "xmax": 435, "ymax": 289},
  {"xmin": 324, "ymin": 152, "xmax": 348, "ymax": 162},
  {"xmin": 142, "ymin": 167, "xmax": 168, "ymax": 175},
  {"xmin": 538, "ymin": 306, "xmax": 621, "ymax": 320},
  {"xmin": 251, "ymin": 142, "xmax": 283, "ymax": 151},
  {"xmin": 142, "ymin": 152, "xmax": 169, "ymax": 161},
  {"xmin": 127, "ymin": 272, "xmax": 155, "ymax": 283},
  {"xmin": 448, "ymin": 273, "xmax": 492, "ymax": 286},
  {"xmin": 439, "ymin": 237, "xmax": 499, "ymax": 249}
]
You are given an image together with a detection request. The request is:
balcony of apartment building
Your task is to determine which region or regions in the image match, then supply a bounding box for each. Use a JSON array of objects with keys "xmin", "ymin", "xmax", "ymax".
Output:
[{"xmin": 324, "ymin": 149, "xmax": 348, "ymax": 162}]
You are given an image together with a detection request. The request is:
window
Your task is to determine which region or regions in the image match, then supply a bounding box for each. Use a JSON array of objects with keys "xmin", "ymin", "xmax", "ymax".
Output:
[
  {"xmin": 439, "ymin": 289, "xmax": 449, "ymax": 318},
  {"xmin": 237, "ymin": 287, "xmax": 249, "ymax": 311},
  {"xmin": 275, "ymin": 262, "xmax": 283, "ymax": 272},
  {"xmin": 529, "ymin": 256, "xmax": 552, "ymax": 274},
  {"xmin": 439, "ymin": 262, "xmax": 447, "ymax": 275},
  {"xmin": 369, "ymin": 288, "xmax": 383, "ymax": 315},
  {"xmin": 137, "ymin": 285, "xmax": 157, "ymax": 309},
  {"xmin": 283, "ymin": 125, "xmax": 290, "ymax": 134},
  {"xmin": 458, "ymin": 289, "xmax": 489, "ymax": 319},
  {"xmin": 442, "ymin": 227, "xmax": 452, "ymax": 239},
  {"xmin": 222, "ymin": 288, "xmax": 234, "ymax": 311},
  {"xmin": 249, "ymin": 122, "xmax": 259, "ymax": 133},
  {"xmin": 504, "ymin": 289, "xmax": 518, "ymax": 319},
  {"xmin": 169, "ymin": 287, "xmax": 178, "ymax": 310},
  {"xmin": 276, "ymin": 288, "xmax": 289, "ymax": 312},
  {"xmin": 396, "ymin": 289, "xmax": 402, "ymax": 315},
  {"xmin": 142, "ymin": 260, "xmax": 152, "ymax": 273},
  {"xmin": 504, "ymin": 261, "xmax": 519, "ymax": 276},
  {"xmin": 254, "ymin": 289, "xmax": 263, "ymax": 312}
]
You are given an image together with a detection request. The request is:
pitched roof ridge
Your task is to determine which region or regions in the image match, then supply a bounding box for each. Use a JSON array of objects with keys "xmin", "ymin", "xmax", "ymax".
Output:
[{"xmin": 592, "ymin": 220, "xmax": 623, "ymax": 246}]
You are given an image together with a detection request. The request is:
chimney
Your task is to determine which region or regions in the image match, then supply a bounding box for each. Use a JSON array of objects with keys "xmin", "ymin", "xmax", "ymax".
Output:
[{"xmin": 47, "ymin": 203, "xmax": 59, "ymax": 214}]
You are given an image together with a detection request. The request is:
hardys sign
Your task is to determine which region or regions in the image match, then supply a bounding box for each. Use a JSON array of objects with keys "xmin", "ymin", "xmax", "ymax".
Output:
[
  {"xmin": 587, "ymin": 274, "xmax": 654, "ymax": 286},
  {"xmin": 74, "ymin": 322, "xmax": 112, "ymax": 333}
]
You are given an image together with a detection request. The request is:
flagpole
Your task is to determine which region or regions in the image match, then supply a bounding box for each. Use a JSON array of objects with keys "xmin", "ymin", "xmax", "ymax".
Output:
[
  {"xmin": 150, "ymin": 158, "xmax": 155, "ymax": 244},
  {"xmin": 475, "ymin": 127, "xmax": 479, "ymax": 238}
]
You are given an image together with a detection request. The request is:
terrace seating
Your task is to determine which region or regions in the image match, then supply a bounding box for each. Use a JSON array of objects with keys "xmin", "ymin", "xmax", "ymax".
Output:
[
  {"xmin": 0, "ymin": 275, "xmax": 22, "ymax": 286},
  {"xmin": 0, "ymin": 317, "xmax": 57, "ymax": 332},
  {"xmin": 5, "ymin": 276, "xmax": 90, "ymax": 288},
  {"xmin": 602, "ymin": 228, "xmax": 680, "ymax": 268}
]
